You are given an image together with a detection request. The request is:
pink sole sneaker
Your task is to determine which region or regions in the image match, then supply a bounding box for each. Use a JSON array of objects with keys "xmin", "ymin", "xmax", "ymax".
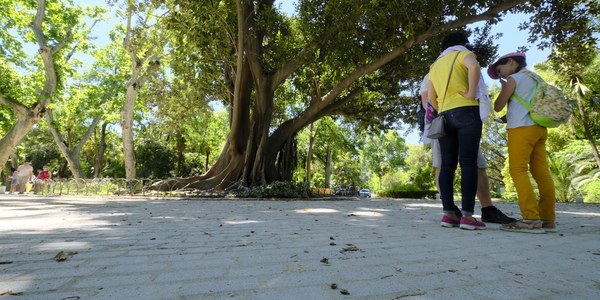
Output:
[
  {"xmin": 459, "ymin": 217, "xmax": 486, "ymax": 230},
  {"xmin": 440, "ymin": 215, "xmax": 459, "ymax": 228}
]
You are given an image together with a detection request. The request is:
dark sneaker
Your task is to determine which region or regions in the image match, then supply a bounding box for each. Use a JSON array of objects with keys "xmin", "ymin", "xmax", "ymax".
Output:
[{"xmin": 481, "ymin": 206, "xmax": 517, "ymax": 224}]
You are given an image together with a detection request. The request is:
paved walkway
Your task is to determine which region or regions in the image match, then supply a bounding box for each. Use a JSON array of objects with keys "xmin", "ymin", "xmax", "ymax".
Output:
[{"xmin": 1, "ymin": 195, "xmax": 599, "ymax": 300}]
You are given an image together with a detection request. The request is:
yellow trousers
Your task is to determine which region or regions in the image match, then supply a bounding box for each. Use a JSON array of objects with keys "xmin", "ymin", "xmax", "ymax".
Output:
[{"xmin": 507, "ymin": 125, "xmax": 556, "ymax": 221}]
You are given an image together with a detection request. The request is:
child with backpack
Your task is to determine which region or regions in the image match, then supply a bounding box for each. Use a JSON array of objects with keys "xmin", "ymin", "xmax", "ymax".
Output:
[{"xmin": 490, "ymin": 52, "xmax": 557, "ymax": 233}]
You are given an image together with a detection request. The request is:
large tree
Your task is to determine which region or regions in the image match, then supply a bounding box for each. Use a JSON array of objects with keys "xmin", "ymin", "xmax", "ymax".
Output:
[
  {"xmin": 158, "ymin": 0, "xmax": 598, "ymax": 191},
  {"xmin": 0, "ymin": 0, "xmax": 102, "ymax": 174},
  {"xmin": 118, "ymin": 0, "xmax": 166, "ymax": 180}
]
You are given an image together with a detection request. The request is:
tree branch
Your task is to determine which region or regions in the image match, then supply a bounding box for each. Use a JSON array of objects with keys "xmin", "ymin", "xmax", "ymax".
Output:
[
  {"xmin": 74, "ymin": 115, "xmax": 103, "ymax": 155},
  {"xmin": 321, "ymin": 0, "xmax": 528, "ymax": 105},
  {"xmin": 0, "ymin": 93, "xmax": 29, "ymax": 116},
  {"xmin": 31, "ymin": 0, "xmax": 47, "ymax": 50},
  {"xmin": 271, "ymin": 25, "xmax": 339, "ymax": 88},
  {"xmin": 45, "ymin": 109, "xmax": 70, "ymax": 155}
]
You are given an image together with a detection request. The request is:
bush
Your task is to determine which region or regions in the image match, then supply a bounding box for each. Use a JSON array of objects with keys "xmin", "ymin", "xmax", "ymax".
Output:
[
  {"xmin": 237, "ymin": 181, "xmax": 311, "ymax": 198},
  {"xmin": 501, "ymin": 191, "xmax": 519, "ymax": 202},
  {"xmin": 490, "ymin": 190, "xmax": 503, "ymax": 199},
  {"xmin": 378, "ymin": 182, "xmax": 436, "ymax": 199},
  {"xmin": 136, "ymin": 139, "xmax": 176, "ymax": 179},
  {"xmin": 582, "ymin": 179, "xmax": 600, "ymax": 203},
  {"xmin": 380, "ymin": 190, "xmax": 437, "ymax": 199}
]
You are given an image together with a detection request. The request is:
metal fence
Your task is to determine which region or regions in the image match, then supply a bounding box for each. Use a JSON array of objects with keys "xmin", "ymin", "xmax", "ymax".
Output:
[
  {"xmin": 7, "ymin": 178, "xmax": 338, "ymax": 198},
  {"xmin": 30, "ymin": 178, "xmax": 191, "ymax": 197}
]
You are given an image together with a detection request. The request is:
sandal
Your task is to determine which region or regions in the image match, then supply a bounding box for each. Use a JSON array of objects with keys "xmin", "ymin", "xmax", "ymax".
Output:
[
  {"xmin": 542, "ymin": 221, "xmax": 558, "ymax": 233},
  {"xmin": 500, "ymin": 219, "xmax": 545, "ymax": 234}
]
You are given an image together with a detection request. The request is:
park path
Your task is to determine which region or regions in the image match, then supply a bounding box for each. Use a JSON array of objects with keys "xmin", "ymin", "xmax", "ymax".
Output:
[{"xmin": 1, "ymin": 195, "xmax": 599, "ymax": 299}]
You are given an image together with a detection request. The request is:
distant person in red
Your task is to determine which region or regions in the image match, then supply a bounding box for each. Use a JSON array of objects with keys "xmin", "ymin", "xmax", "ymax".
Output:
[{"xmin": 37, "ymin": 165, "xmax": 52, "ymax": 181}]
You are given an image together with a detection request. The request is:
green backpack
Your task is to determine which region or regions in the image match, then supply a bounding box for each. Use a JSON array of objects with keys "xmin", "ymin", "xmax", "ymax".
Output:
[{"xmin": 512, "ymin": 70, "xmax": 574, "ymax": 128}]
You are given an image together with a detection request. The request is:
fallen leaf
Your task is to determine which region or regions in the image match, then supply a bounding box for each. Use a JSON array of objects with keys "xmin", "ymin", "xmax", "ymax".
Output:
[
  {"xmin": 0, "ymin": 290, "xmax": 23, "ymax": 296},
  {"xmin": 340, "ymin": 244, "xmax": 359, "ymax": 253},
  {"xmin": 54, "ymin": 251, "xmax": 78, "ymax": 262}
]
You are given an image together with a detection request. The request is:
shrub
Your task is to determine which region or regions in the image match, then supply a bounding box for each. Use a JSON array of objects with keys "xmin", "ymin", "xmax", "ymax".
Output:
[
  {"xmin": 501, "ymin": 191, "xmax": 519, "ymax": 202},
  {"xmin": 237, "ymin": 181, "xmax": 311, "ymax": 198},
  {"xmin": 136, "ymin": 139, "xmax": 176, "ymax": 179},
  {"xmin": 378, "ymin": 182, "xmax": 436, "ymax": 199},
  {"xmin": 582, "ymin": 179, "xmax": 600, "ymax": 203}
]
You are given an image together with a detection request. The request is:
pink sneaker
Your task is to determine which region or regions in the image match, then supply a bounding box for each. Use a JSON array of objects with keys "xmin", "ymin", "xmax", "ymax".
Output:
[
  {"xmin": 459, "ymin": 217, "xmax": 486, "ymax": 230},
  {"xmin": 440, "ymin": 215, "xmax": 460, "ymax": 228}
]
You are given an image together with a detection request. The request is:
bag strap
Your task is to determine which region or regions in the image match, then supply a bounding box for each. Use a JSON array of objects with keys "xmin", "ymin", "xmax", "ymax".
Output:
[
  {"xmin": 439, "ymin": 51, "xmax": 461, "ymax": 112},
  {"xmin": 512, "ymin": 70, "xmax": 539, "ymax": 112}
]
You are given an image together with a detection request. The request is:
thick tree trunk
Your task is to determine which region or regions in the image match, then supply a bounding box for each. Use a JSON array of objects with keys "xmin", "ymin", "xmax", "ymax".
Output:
[
  {"xmin": 121, "ymin": 1, "xmax": 161, "ymax": 181},
  {"xmin": 121, "ymin": 81, "xmax": 138, "ymax": 180},
  {"xmin": 0, "ymin": 112, "xmax": 44, "ymax": 173},
  {"xmin": 275, "ymin": 135, "xmax": 297, "ymax": 182}
]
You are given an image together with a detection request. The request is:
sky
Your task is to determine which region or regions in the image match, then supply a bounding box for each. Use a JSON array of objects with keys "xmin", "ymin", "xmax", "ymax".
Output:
[{"xmin": 76, "ymin": 0, "xmax": 550, "ymax": 145}]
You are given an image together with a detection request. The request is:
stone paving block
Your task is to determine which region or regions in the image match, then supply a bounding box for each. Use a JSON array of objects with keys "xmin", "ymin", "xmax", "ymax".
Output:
[
  {"xmin": 154, "ymin": 266, "xmax": 229, "ymax": 283},
  {"xmin": 71, "ymin": 273, "xmax": 153, "ymax": 289},
  {"xmin": 0, "ymin": 277, "xmax": 73, "ymax": 296},
  {"xmin": 175, "ymin": 276, "xmax": 261, "ymax": 296}
]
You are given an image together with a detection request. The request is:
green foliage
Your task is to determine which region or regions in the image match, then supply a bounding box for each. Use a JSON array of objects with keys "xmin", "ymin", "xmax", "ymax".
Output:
[
  {"xmin": 17, "ymin": 127, "xmax": 63, "ymax": 175},
  {"xmin": 135, "ymin": 138, "xmax": 175, "ymax": 179},
  {"xmin": 402, "ymin": 144, "xmax": 435, "ymax": 190},
  {"xmin": 581, "ymin": 179, "xmax": 600, "ymax": 203},
  {"xmin": 332, "ymin": 152, "xmax": 363, "ymax": 188},
  {"xmin": 500, "ymin": 191, "xmax": 519, "ymax": 202},
  {"xmin": 378, "ymin": 182, "xmax": 436, "ymax": 199},
  {"xmin": 237, "ymin": 181, "xmax": 311, "ymax": 198},
  {"xmin": 362, "ymin": 130, "xmax": 408, "ymax": 179}
]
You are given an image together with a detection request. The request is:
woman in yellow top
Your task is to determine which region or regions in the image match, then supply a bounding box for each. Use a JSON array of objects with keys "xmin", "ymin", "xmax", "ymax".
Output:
[{"xmin": 427, "ymin": 32, "xmax": 485, "ymax": 230}]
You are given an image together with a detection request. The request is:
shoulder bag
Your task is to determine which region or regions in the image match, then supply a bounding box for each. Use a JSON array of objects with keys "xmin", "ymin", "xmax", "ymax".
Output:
[{"xmin": 427, "ymin": 52, "xmax": 460, "ymax": 139}]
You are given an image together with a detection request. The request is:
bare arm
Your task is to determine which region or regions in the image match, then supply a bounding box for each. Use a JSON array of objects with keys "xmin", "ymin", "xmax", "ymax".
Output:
[
  {"xmin": 420, "ymin": 92, "xmax": 427, "ymax": 109},
  {"xmin": 494, "ymin": 78, "xmax": 516, "ymax": 112},
  {"xmin": 427, "ymin": 80, "xmax": 438, "ymax": 111},
  {"xmin": 461, "ymin": 52, "xmax": 480, "ymax": 100}
]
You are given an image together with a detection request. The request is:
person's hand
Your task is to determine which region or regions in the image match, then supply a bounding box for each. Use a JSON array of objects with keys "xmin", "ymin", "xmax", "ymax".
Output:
[
  {"xmin": 459, "ymin": 90, "xmax": 476, "ymax": 100},
  {"xmin": 495, "ymin": 115, "xmax": 507, "ymax": 123}
]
